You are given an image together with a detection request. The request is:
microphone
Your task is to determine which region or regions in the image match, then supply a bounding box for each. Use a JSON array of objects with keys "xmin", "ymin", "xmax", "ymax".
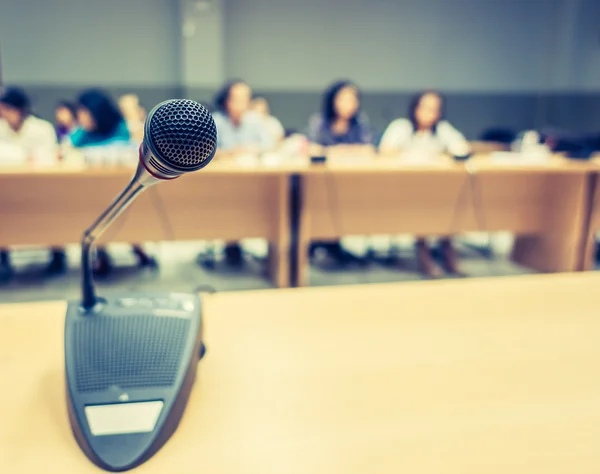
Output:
[
  {"xmin": 80, "ymin": 99, "xmax": 217, "ymax": 311},
  {"xmin": 65, "ymin": 99, "xmax": 217, "ymax": 472}
]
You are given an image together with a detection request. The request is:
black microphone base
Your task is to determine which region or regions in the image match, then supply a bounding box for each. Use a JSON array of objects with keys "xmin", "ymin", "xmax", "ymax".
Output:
[{"xmin": 64, "ymin": 292, "xmax": 205, "ymax": 472}]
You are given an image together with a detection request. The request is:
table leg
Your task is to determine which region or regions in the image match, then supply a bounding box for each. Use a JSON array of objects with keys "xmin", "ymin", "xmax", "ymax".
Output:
[
  {"xmin": 512, "ymin": 235, "xmax": 585, "ymax": 272},
  {"xmin": 267, "ymin": 242, "xmax": 289, "ymax": 288}
]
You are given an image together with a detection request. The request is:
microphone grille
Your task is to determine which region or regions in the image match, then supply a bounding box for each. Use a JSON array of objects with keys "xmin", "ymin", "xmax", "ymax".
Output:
[{"xmin": 148, "ymin": 99, "xmax": 217, "ymax": 169}]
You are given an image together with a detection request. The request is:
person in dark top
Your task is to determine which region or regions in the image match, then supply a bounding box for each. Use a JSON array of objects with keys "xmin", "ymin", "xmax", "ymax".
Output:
[
  {"xmin": 307, "ymin": 80, "xmax": 373, "ymax": 147},
  {"xmin": 307, "ymin": 81, "xmax": 374, "ymax": 266},
  {"xmin": 54, "ymin": 100, "xmax": 78, "ymax": 143},
  {"xmin": 70, "ymin": 89, "xmax": 155, "ymax": 276}
]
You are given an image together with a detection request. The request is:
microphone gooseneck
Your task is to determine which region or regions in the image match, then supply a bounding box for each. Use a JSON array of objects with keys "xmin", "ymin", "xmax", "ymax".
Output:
[{"xmin": 80, "ymin": 99, "xmax": 217, "ymax": 312}]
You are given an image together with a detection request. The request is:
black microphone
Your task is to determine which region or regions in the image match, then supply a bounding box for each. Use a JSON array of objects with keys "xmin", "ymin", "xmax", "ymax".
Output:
[
  {"xmin": 65, "ymin": 99, "xmax": 217, "ymax": 472},
  {"xmin": 80, "ymin": 99, "xmax": 217, "ymax": 311}
]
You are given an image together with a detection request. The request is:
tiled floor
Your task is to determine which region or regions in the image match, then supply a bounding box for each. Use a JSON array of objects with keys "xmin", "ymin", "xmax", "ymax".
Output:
[{"xmin": 0, "ymin": 239, "xmax": 538, "ymax": 304}]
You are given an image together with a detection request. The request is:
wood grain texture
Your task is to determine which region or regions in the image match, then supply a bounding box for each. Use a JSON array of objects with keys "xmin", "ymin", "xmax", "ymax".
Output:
[
  {"xmin": 2, "ymin": 273, "xmax": 600, "ymax": 473},
  {"xmin": 297, "ymin": 159, "xmax": 593, "ymax": 284},
  {"xmin": 0, "ymin": 165, "xmax": 292, "ymax": 286}
]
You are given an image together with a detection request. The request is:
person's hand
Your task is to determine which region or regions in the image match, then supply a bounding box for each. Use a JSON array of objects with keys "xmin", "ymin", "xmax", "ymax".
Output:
[{"xmin": 308, "ymin": 143, "xmax": 325, "ymax": 157}]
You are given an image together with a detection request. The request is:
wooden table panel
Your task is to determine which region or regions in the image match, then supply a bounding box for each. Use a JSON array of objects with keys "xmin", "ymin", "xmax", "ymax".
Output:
[
  {"xmin": 0, "ymin": 166, "xmax": 291, "ymax": 287},
  {"xmin": 3, "ymin": 273, "xmax": 600, "ymax": 473},
  {"xmin": 296, "ymin": 159, "xmax": 593, "ymax": 285}
]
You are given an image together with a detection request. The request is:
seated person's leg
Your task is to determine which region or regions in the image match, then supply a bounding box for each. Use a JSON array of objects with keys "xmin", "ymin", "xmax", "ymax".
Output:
[
  {"xmin": 438, "ymin": 237, "xmax": 461, "ymax": 275},
  {"xmin": 415, "ymin": 238, "xmax": 442, "ymax": 278},
  {"xmin": 131, "ymin": 244, "xmax": 157, "ymax": 268},
  {"xmin": 46, "ymin": 247, "xmax": 67, "ymax": 274},
  {"xmin": 224, "ymin": 242, "xmax": 244, "ymax": 266},
  {"xmin": 0, "ymin": 249, "xmax": 12, "ymax": 280},
  {"xmin": 93, "ymin": 246, "xmax": 112, "ymax": 276}
]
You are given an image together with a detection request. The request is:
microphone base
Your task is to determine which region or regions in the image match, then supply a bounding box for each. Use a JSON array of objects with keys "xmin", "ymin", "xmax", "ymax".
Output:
[{"xmin": 64, "ymin": 292, "xmax": 205, "ymax": 472}]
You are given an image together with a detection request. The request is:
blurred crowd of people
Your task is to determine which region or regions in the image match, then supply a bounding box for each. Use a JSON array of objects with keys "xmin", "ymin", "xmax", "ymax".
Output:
[
  {"xmin": 0, "ymin": 87, "xmax": 153, "ymax": 280},
  {"xmin": 209, "ymin": 79, "xmax": 470, "ymax": 274},
  {"xmin": 6, "ymin": 76, "xmax": 588, "ymax": 281}
]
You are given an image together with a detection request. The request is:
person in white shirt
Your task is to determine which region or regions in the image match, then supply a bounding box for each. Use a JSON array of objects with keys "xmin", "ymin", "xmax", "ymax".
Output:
[
  {"xmin": 0, "ymin": 87, "xmax": 65, "ymax": 279},
  {"xmin": 250, "ymin": 96, "xmax": 285, "ymax": 144},
  {"xmin": 379, "ymin": 91, "xmax": 470, "ymax": 277},
  {"xmin": 379, "ymin": 91, "xmax": 470, "ymax": 159},
  {"xmin": 0, "ymin": 88, "xmax": 58, "ymax": 167}
]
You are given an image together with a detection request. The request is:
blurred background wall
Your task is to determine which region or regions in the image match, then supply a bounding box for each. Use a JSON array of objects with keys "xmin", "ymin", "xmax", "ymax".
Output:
[{"xmin": 1, "ymin": 0, "xmax": 599, "ymax": 138}]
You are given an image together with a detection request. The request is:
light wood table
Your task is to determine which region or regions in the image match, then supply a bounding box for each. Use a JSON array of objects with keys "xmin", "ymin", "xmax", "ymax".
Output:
[
  {"xmin": 295, "ymin": 157, "xmax": 593, "ymax": 286},
  {"xmin": 0, "ymin": 163, "xmax": 292, "ymax": 287},
  {"xmin": 2, "ymin": 273, "xmax": 600, "ymax": 473}
]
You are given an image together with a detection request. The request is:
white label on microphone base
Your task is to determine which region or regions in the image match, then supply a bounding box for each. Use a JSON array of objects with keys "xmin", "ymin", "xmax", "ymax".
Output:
[{"xmin": 85, "ymin": 401, "xmax": 164, "ymax": 436}]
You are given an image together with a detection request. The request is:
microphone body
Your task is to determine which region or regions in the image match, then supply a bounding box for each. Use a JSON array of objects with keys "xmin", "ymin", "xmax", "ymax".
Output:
[{"xmin": 65, "ymin": 99, "xmax": 216, "ymax": 472}]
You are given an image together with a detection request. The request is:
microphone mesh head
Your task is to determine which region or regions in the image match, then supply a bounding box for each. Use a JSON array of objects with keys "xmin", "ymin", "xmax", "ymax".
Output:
[{"xmin": 148, "ymin": 99, "xmax": 217, "ymax": 169}]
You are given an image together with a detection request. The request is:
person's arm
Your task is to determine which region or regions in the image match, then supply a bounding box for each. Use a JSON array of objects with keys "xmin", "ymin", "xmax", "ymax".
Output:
[
  {"xmin": 379, "ymin": 119, "xmax": 411, "ymax": 155},
  {"xmin": 212, "ymin": 113, "xmax": 236, "ymax": 153},
  {"xmin": 358, "ymin": 113, "xmax": 374, "ymax": 145},
  {"xmin": 306, "ymin": 115, "xmax": 324, "ymax": 145},
  {"xmin": 270, "ymin": 116, "xmax": 285, "ymax": 143},
  {"xmin": 437, "ymin": 121, "xmax": 471, "ymax": 158},
  {"xmin": 29, "ymin": 120, "xmax": 59, "ymax": 165}
]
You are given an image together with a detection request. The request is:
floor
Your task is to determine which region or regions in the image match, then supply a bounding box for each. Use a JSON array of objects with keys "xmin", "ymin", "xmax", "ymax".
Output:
[{"xmin": 0, "ymin": 237, "xmax": 539, "ymax": 304}]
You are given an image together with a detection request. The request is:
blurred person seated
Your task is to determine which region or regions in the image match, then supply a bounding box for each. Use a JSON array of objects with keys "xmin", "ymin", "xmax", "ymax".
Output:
[
  {"xmin": 55, "ymin": 100, "xmax": 78, "ymax": 143},
  {"xmin": 0, "ymin": 87, "xmax": 66, "ymax": 278},
  {"xmin": 0, "ymin": 87, "xmax": 58, "ymax": 164},
  {"xmin": 379, "ymin": 90, "xmax": 470, "ymax": 277},
  {"xmin": 250, "ymin": 96, "xmax": 285, "ymax": 144},
  {"xmin": 70, "ymin": 89, "xmax": 155, "ymax": 276},
  {"xmin": 212, "ymin": 80, "xmax": 274, "ymax": 159},
  {"xmin": 119, "ymin": 94, "xmax": 146, "ymax": 145},
  {"xmin": 307, "ymin": 80, "xmax": 374, "ymax": 156},
  {"xmin": 206, "ymin": 80, "xmax": 275, "ymax": 267},
  {"xmin": 306, "ymin": 80, "xmax": 374, "ymax": 265},
  {"xmin": 379, "ymin": 90, "xmax": 469, "ymax": 160}
]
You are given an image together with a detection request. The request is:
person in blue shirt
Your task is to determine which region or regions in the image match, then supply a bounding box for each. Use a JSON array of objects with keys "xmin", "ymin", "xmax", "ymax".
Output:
[
  {"xmin": 204, "ymin": 81, "xmax": 275, "ymax": 267},
  {"xmin": 211, "ymin": 80, "xmax": 274, "ymax": 155},
  {"xmin": 70, "ymin": 89, "xmax": 154, "ymax": 275}
]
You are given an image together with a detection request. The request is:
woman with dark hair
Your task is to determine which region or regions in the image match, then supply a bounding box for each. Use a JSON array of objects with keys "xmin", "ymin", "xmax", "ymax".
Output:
[
  {"xmin": 307, "ymin": 80, "xmax": 373, "ymax": 148},
  {"xmin": 380, "ymin": 90, "xmax": 469, "ymax": 158},
  {"xmin": 69, "ymin": 89, "xmax": 154, "ymax": 276},
  {"xmin": 212, "ymin": 80, "xmax": 273, "ymax": 154},
  {"xmin": 70, "ymin": 89, "xmax": 130, "ymax": 148},
  {"xmin": 306, "ymin": 81, "xmax": 373, "ymax": 265},
  {"xmin": 55, "ymin": 100, "xmax": 78, "ymax": 142},
  {"xmin": 0, "ymin": 87, "xmax": 65, "ymax": 279},
  {"xmin": 380, "ymin": 91, "xmax": 470, "ymax": 277}
]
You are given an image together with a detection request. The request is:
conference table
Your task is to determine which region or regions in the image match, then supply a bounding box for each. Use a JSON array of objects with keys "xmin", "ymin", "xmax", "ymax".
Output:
[
  {"xmin": 0, "ymin": 162, "xmax": 293, "ymax": 287},
  {"xmin": 2, "ymin": 272, "xmax": 600, "ymax": 473},
  {"xmin": 295, "ymin": 156, "xmax": 593, "ymax": 285},
  {"xmin": 0, "ymin": 155, "xmax": 596, "ymax": 288}
]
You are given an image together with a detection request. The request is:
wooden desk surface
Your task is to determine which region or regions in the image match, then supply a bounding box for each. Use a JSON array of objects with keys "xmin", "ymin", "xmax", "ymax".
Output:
[
  {"xmin": 0, "ymin": 165, "xmax": 292, "ymax": 245},
  {"xmin": 2, "ymin": 273, "xmax": 600, "ymax": 473}
]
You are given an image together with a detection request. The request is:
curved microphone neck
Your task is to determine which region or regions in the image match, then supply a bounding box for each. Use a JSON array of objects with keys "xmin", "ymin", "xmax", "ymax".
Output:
[{"xmin": 80, "ymin": 160, "xmax": 161, "ymax": 312}]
